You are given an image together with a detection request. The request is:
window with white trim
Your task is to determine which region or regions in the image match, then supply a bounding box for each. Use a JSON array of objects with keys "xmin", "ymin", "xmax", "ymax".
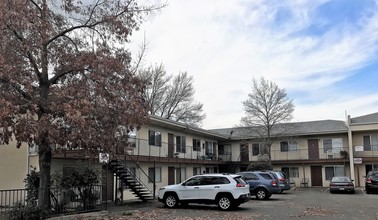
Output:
[
  {"xmin": 148, "ymin": 167, "xmax": 161, "ymax": 183},
  {"xmin": 176, "ymin": 136, "xmax": 186, "ymax": 153},
  {"xmin": 323, "ymin": 138, "xmax": 342, "ymax": 153},
  {"xmin": 280, "ymin": 141, "xmax": 298, "ymax": 152},
  {"xmin": 252, "ymin": 143, "xmax": 261, "ymax": 156},
  {"xmin": 148, "ymin": 130, "xmax": 161, "ymax": 147},
  {"xmin": 193, "ymin": 139, "xmax": 201, "ymax": 151},
  {"xmin": 282, "ymin": 167, "xmax": 299, "ymax": 178},
  {"xmin": 325, "ymin": 166, "xmax": 344, "ymax": 180}
]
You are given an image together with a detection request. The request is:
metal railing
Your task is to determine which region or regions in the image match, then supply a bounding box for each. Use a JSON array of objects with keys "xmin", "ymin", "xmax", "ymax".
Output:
[{"xmin": 0, "ymin": 185, "xmax": 106, "ymax": 219}]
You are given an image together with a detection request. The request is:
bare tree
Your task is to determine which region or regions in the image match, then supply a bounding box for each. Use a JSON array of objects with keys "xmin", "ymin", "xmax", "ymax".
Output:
[
  {"xmin": 0, "ymin": 0, "xmax": 162, "ymax": 209},
  {"xmin": 241, "ymin": 77, "xmax": 295, "ymax": 157},
  {"xmin": 139, "ymin": 64, "xmax": 206, "ymax": 126}
]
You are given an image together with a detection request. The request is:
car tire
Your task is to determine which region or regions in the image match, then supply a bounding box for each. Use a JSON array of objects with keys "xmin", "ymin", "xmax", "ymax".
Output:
[
  {"xmin": 366, "ymin": 189, "xmax": 371, "ymax": 194},
  {"xmin": 164, "ymin": 193, "xmax": 179, "ymax": 208},
  {"xmin": 217, "ymin": 195, "xmax": 234, "ymax": 211},
  {"xmin": 255, "ymin": 188, "xmax": 268, "ymax": 200}
]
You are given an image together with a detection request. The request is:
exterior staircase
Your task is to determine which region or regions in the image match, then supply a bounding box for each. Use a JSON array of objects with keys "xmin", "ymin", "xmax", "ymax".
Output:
[{"xmin": 108, "ymin": 159, "xmax": 154, "ymax": 201}]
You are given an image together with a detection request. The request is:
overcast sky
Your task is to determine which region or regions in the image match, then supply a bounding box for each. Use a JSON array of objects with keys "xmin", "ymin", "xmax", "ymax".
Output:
[{"xmin": 130, "ymin": 0, "xmax": 378, "ymax": 129}]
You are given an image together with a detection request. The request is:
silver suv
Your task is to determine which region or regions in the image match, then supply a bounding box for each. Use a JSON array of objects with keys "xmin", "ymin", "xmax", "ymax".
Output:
[{"xmin": 158, "ymin": 174, "xmax": 251, "ymax": 210}]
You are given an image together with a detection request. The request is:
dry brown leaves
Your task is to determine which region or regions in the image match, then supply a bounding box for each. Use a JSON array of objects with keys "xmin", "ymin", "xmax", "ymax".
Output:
[
  {"xmin": 76, "ymin": 208, "xmax": 259, "ymax": 220},
  {"xmin": 291, "ymin": 206, "xmax": 338, "ymax": 218}
]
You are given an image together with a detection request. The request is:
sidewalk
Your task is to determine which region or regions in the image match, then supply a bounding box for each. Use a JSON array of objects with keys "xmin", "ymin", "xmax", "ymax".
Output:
[{"xmin": 47, "ymin": 199, "xmax": 160, "ymax": 220}]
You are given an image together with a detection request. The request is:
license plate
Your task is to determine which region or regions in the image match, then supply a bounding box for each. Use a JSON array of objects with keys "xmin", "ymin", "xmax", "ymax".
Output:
[{"xmin": 339, "ymin": 188, "xmax": 344, "ymax": 190}]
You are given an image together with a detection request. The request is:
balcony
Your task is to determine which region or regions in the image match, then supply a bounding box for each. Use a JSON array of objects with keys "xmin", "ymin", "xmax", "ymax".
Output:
[
  {"xmin": 353, "ymin": 145, "xmax": 378, "ymax": 158},
  {"xmin": 51, "ymin": 138, "xmax": 232, "ymax": 164}
]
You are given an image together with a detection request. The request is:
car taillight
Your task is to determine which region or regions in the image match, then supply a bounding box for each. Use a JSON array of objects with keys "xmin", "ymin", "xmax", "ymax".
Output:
[
  {"xmin": 272, "ymin": 180, "xmax": 277, "ymax": 186},
  {"xmin": 367, "ymin": 178, "xmax": 372, "ymax": 184},
  {"xmin": 278, "ymin": 178, "xmax": 284, "ymax": 182},
  {"xmin": 236, "ymin": 183, "xmax": 245, "ymax": 187}
]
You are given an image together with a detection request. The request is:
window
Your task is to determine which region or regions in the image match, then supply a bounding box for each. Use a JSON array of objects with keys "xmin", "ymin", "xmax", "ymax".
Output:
[
  {"xmin": 205, "ymin": 167, "xmax": 216, "ymax": 174},
  {"xmin": 218, "ymin": 145, "xmax": 224, "ymax": 155},
  {"xmin": 205, "ymin": 141, "xmax": 214, "ymax": 156},
  {"xmin": 280, "ymin": 141, "xmax": 298, "ymax": 152},
  {"xmin": 175, "ymin": 167, "xmax": 186, "ymax": 183},
  {"xmin": 243, "ymin": 173, "xmax": 258, "ymax": 180},
  {"xmin": 176, "ymin": 136, "xmax": 186, "ymax": 153},
  {"xmin": 325, "ymin": 166, "xmax": 344, "ymax": 180},
  {"xmin": 364, "ymin": 135, "xmax": 378, "ymax": 151},
  {"xmin": 128, "ymin": 128, "xmax": 137, "ymax": 148},
  {"xmin": 282, "ymin": 167, "xmax": 299, "ymax": 178},
  {"xmin": 148, "ymin": 130, "xmax": 161, "ymax": 147},
  {"xmin": 193, "ymin": 167, "xmax": 201, "ymax": 175},
  {"xmin": 323, "ymin": 138, "xmax": 342, "ymax": 153},
  {"xmin": 193, "ymin": 139, "xmax": 201, "ymax": 151},
  {"xmin": 148, "ymin": 167, "xmax": 161, "ymax": 183},
  {"xmin": 252, "ymin": 143, "xmax": 260, "ymax": 156}
]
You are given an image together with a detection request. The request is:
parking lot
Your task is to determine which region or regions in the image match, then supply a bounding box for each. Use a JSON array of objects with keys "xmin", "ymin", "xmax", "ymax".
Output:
[{"xmin": 105, "ymin": 187, "xmax": 378, "ymax": 220}]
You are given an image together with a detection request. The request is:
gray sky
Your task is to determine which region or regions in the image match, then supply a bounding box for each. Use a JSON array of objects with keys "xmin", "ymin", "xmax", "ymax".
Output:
[{"xmin": 130, "ymin": 0, "xmax": 378, "ymax": 129}]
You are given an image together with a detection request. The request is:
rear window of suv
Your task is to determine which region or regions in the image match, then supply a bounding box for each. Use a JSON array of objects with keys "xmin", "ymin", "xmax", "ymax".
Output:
[
  {"xmin": 234, "ymin": 177, "xmax": 247, "ymax": 185},
  {"xmin": 259, "ymin": 173, "xmax": 273, "ymax": 180}
]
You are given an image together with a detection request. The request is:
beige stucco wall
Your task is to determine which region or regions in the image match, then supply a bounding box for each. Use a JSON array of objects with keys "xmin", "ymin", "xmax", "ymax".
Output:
[
  {"xmin": 136, "ymin": 125, "xmax": 218, "ymax": 160},
  {"xmin": 0, "ymin": 141, "xmax": 29, "ymax": 190}
]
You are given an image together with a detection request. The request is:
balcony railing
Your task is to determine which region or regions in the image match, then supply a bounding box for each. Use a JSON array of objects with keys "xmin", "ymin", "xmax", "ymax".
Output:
[
  {"xmin": 262, "ymin": 147, "xmax": 350, "ymax": 161},
  {"xmin": 353, "ymin": 145, "xmax": 378, "ymax": 157}
]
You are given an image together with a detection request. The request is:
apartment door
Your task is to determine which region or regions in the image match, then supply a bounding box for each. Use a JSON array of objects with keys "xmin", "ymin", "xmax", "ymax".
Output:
[
  {"xmin": 240, "ymin": 144, "xmax": 249, "ymax": 162},
  {"xmin": 168, "ymin": 166, "xmax": 175, "ymax": 185},
  {"xmin": 311, "ymin": 166, "xmax": 323, "ymax": 186},
  {"xmin": 308, "ymin": 139, "xmax": 319, "ymax": 159},
  {"xmin": 168, "ymin": 133, "xmax": 174, "ymax": 158}
]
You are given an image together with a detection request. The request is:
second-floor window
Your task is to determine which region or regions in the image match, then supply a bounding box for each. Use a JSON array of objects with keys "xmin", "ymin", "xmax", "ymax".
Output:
[
  {"xmin": 280, "ymin": 141, "xmax": 298, "ymax": 152},
  {"xmin": 323, "ymin": 138, "xmax": 342, "ymax": 153},
  {"xmin": 193, "ymin": 139, "xmax": 201, "ymax": 151},
  {"xmin": 176, "ymin": 135, "xmax": 186, "ymax": 153},
  {"xmin": 252, "ymin": 143, "xmax": 261, "ymax": 156},
  {"xmin": 148, "ymin": 130, "xmax": 161, "ymax": 147},
  {"xmin": 363, "ymin": 135, "xmax": 378, "ymax": 151}
]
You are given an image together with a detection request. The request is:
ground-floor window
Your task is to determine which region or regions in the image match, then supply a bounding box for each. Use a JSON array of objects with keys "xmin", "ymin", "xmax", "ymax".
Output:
[
  {"xmin": 193, "ymin": 167, "xmax": 201, "ymax": 175},
  {"xmin": 148, "ymin": 167, "xmax": 161, "ymax": 183},
  {"xmin": 282, "ymin": 167, "xmax": 299, "ymax": 178},
  {"xmin": 205, "ymin": 166, "xmax": 217, "ymax": 174},
  {"xmin": 325, "ymin": 166, "xmax": 344, "ymax": 180},
  {"xmin": 175, "ymin": 167, "xmax": 186, "ymax": 183},
  {"xmin": 365, "ymin": 164, "xmax": 378, "ymax": 175}
]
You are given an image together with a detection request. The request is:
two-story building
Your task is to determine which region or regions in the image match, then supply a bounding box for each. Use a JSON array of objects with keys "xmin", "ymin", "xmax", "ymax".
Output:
[{"xmin": 1, "ymin": 112, "xmax": 378, "ymax": 201}]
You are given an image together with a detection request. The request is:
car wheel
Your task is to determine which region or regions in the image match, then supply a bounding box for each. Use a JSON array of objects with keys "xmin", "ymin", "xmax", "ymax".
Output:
[
  {"xmin": 255, "ymin": 188, "xmax": 268, "ymax": 200},
  {"xmin": 366, "ymin": 189, "xmax": 371, "ymax": 194},
  {"xmin": 217, "ymin": 195, "xmax": 233, "ymax": 211},
  {"xmin": 164, "ymin": 193, "xmax": 179, "ymax": 208}
]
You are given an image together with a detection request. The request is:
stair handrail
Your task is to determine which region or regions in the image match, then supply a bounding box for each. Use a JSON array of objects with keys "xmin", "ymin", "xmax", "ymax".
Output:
[
  {"xmin": 113, "ymin": 154, "xmax": 156, "ymax": 198},
  {"xmin": 112, "ymin": 155, "xmax": 155, "ymax": 199}
]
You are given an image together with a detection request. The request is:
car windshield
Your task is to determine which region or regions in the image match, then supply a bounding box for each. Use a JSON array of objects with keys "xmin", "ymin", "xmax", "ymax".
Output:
[{"xmin": 332, "ymin": 177, "xmax": 350, "ymax": 182}]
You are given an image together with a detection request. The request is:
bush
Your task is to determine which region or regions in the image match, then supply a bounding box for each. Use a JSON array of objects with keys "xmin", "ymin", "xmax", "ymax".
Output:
[
  {"xmin": 247, "ymin": 161, "xmax": 273, "ymax": 171},
  {"xmin": 9, "ymin": 202, "xmax": 47, "ymax": 220}
]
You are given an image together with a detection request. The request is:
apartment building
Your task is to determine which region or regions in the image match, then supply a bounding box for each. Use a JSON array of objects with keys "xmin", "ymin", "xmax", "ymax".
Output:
[{"xmin": 1, "ymin": 112, "xmax": 378, "ymax": 200}]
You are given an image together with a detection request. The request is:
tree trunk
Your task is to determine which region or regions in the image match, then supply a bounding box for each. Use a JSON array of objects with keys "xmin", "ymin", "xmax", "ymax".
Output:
[{"xmin": 38, "ymin": 144, "xmax": 51, "ymax": 210}]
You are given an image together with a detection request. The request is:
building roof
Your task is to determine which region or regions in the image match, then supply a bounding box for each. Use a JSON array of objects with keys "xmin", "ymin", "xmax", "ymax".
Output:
[
  {"xmin": 210, "ymin": 120, "xmax": 348, "ymax": 139},
  {"xmin": 350, "ymin": 112, "xmax": 378, "ymax": 124}
]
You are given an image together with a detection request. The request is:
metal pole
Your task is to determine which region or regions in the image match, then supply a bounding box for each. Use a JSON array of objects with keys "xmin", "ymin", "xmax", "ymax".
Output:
[{"xmin": 153, "ymin": 159, "xmax": 156, "ymax": 199}]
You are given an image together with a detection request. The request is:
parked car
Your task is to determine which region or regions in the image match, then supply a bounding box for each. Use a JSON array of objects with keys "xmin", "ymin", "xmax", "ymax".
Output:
[
  {"xmin": 237, "ymin": 171, "xmax": 281, "ymax": 200},
  {"xmin": 157, "ymin": 174, "xmax": 251, "ymax": 210},
  {"xmin": 269, "ymin": 171, "xmax": 291, "ymax": 193},
  {"xmin": 365, "ymin": 171, "xmax": 378, "ymax": 194},
  {"xmin": 329, "ymin": 176, "xmax": 355, "ymax": 194}
]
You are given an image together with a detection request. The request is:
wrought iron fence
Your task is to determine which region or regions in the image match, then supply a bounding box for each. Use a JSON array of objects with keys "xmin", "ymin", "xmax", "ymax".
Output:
[{"xmin": 0, "ymin": 185, "xmax": 106, "ymax": 219}]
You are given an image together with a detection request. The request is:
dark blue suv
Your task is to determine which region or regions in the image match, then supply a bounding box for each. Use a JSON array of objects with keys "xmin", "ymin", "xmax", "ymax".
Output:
[{"xmin": 237, "ymin": 171, "xmax": 281, "ymax": 200}]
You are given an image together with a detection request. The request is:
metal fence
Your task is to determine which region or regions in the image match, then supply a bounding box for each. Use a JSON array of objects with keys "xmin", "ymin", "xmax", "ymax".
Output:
[{"xmin": 0, "ymin": 185, "xmax": 106, "ymax": 219}]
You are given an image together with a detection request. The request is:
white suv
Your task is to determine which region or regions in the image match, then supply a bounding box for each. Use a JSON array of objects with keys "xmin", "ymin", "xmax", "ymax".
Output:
[{"xmin": 158, "ymin": 174, "xmax": 251, "ymax": 210}]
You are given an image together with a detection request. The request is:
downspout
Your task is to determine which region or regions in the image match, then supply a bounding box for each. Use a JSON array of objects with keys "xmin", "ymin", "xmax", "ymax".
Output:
[{"xmin": 347, "ymin": 115, "xmax": 356, "ymax": 183}]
